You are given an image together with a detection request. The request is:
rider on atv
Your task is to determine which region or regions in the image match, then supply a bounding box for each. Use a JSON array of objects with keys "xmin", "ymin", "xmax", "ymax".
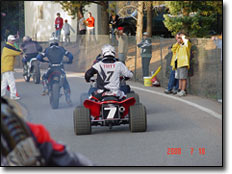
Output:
[
  {"xmin": 85, "ymin": 44, "xmax": 133, "ymax": 101},
  {"xmin": 36, "ymin": 37, "xmax": 73, "ymax": 105},
  {"xmin": 20, "ymin": 36, "xmax": 42, "ymax": 75}
]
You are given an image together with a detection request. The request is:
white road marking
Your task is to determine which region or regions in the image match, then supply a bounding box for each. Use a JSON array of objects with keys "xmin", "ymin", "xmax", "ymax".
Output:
[
  {"xmin": 130, "ymin": 86, "xmax": 222, "ymax": 120},
  {"xmin": 65, "ymin": 74, "xmax": 222, "ymax": 120},
  {"xmin": 14, "ymin": 69, "xmax": 222, "ymax": 120}
]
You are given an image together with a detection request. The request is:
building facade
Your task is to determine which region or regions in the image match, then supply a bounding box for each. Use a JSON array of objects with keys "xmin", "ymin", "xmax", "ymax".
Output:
[{"xmin": 24, "ymin": 1, "xmax": 101, "ymax": 42}]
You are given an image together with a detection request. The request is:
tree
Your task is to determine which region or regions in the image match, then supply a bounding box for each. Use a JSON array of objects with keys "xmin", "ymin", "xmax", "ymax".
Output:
[
  {"xmin": 163, "ymin": 1, "xmax": 222, "ymax": 37},
  {"xmin": 54, "ymin": 1, "xmax": 89, "ymax": 42},
  {"xmin": 145, "ymin": 2, "xmax": 152, "ymax": 37},
  {"xmin": 1, "ymin": 1, "xmax": 24, "ymax": 41},
  {"xmin": 136, "ymin": 1, "xmax": 144, "ymax": 58},
  {"xmin": 93, "ymin": 1, "xmax": 109, "ymax": 35}
]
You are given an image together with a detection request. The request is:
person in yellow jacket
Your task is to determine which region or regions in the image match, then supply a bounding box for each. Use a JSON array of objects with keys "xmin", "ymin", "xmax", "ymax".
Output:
[
  {"xmin": 175, "ymin": 33, "xmax": 192, "ymax": 97},
  {"xmin": 1, "ymin": 35, "xmax": 22, "ymax": 100},
  {"xmin": 164, "ymin": 33, "xmax": 180, "ymax": 94}
]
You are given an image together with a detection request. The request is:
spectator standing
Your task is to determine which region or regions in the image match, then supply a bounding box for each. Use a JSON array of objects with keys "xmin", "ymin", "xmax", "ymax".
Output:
[
  {"xmin": 86, "ymin": 12, "xmax": 96, "ymax": 43},
  {"xmin": 78, "ymin": 12, "xmax": 86, "ymax": 46},
  {"xmin": 212, "ymin": 34, "xmax": 222, "ymax": 103},
  {"xmin": 1, "ymin": 35, "xmax": 22, "ymax": 100},
  {"xmin": 55, "ymin": 12, "xmax": 63, "ymax": 41},
  {"xmin": 137, "ymin": 32, "xmax": 152, "ymax": 77},
  {"xmin": 164, "ymin": 34, "xmax": 180, "ymax": 94},
  {"xmin": 212, "ymin": 34, "xmax": 222, "ymax": 62},
  {"xmin": 116, "ymin": 27, "xmax": 128, "ymax": 64},
  {"xmin": 175, "ymin": 33, "xmax": 192, "ymax": 97},
  {"xmin": 63, "ymin": 19, "xmax": 75, "ymax": 45},
  {"xmin": 109, "ymin": 10, "xmax": 120, "ymax": 45}
]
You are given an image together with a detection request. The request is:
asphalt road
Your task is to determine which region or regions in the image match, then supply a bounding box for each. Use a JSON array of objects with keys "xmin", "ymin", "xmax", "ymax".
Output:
[{"xmin": 13, "ymin": 69, "xmax": 222, "ymax": 166}]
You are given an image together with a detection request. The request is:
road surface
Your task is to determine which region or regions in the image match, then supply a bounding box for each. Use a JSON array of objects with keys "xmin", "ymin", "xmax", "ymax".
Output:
[{"xmin": 12, "ymin": 69, "xmax": 222, "ymax": 166}]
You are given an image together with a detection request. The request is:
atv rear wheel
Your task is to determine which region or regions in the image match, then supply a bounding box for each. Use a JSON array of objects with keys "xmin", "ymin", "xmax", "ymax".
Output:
[
  {"xmin": 129, "ymin": 103, "xmax": 147, "ymax": 132},
  {"xmin": 73, "ymin": 106, "xmax": 91, "ymax": 135},
  {"xmin": 127, "ymin": 92, "xmax": 140, "ymax": 104}
]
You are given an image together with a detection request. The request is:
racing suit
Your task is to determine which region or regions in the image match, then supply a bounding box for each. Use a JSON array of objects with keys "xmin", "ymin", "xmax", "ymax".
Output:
[
  {"xmin": 85, "ymin": 56, "xmax": 133, "ymax": 100},
  {"xmin": 36, "ymin": 44, "xmax": 73, "ymax": 102},
  {"xmin": 20, "ymin": 40, "xmax": 42, "ymax": 73}
]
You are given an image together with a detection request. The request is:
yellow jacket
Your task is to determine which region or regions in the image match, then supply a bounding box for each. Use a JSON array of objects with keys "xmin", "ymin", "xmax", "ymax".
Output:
[
  {"xmin": 1, "ymin": 42, "xmax": 22, "ymax": 73},
  {"xmin": 177, "ymin": 39, "xmax": 191, "ymax": 69},
  {"xmin": 170, "ymin": 42, "xmax": 180, "ymax": 70}
]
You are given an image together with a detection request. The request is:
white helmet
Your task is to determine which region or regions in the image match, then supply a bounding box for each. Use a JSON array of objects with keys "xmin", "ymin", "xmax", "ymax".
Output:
[
  {"xmin": 49, "ymin": 37, "xmax": 59, "ymax": 46},
  {"xmin": 101, "ymin": 44, "xmax": 116, "ymax": 58}
]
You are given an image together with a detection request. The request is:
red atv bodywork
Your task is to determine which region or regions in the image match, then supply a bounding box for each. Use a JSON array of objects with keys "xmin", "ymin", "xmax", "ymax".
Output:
[{"xmin": 83, "ymin": 97, "xmax": 136, "ymax": 120}]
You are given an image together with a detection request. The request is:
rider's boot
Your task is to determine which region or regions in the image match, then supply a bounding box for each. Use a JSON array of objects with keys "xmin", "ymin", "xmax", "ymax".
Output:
[
  {"xmin": 41, "ymin": 80, "xmax": 48, "ymax": 96},
  {"xmin": 64, "ymin": 90, "xmax": 72, "ymax": 105}
]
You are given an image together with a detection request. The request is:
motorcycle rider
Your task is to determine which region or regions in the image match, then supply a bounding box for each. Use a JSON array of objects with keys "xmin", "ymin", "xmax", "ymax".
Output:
[
  {"xmin": 85, "ymin": 44, "xmax": 133, "ymax": 100},
  {"xmin": 20, "ymin": 36, "xmax": 43, "ymax": 76},
  {"xmin": 1, "ymin": 96, "xmax": 93, "ymax": 166},
  {"xmin": 36, "ymin": 37, "xmax": 73, "ymax": 105}
]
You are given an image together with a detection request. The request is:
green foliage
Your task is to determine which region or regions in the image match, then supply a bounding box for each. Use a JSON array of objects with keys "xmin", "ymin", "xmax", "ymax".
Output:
[
  {"xmin": 1, "ymin": 1, "xmax": 24, "ymax": 41},
  {"xmin": 163, "ymin": 1, "xmax": 222, "ymax": 37},
  {"xmin": 54, "ymin": 1, "xmax": 90, "ymax": 19},
  {"xmin": 108, "ymin": 2, "xmax": 117, "ymax": 14}
]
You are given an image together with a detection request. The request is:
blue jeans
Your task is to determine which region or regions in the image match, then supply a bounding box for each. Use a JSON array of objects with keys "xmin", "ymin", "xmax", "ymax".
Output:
[
  {"xmin": 118, "ymin": 53, "xmax": 126, "ymax": 64},
  {"xmin": 55, "ymin": 29, "xmax": 61, "ymax": 41},
  {"xmin": 111, "ymin": 28, "xmax": 117, "ymax": 45},
  {"xmin": 167, "ymin": 68, "xmax": 179, "ymax": 91}
]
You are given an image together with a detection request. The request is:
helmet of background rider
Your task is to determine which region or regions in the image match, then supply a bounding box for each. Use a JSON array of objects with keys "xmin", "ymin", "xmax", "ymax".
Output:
[
  {"xmin": 49, "ymin": 37, "xmax": 59, "ymax": 46},
  {"xmin": 23, "ymin": 36, "xmax": 32, "ymax": 43}
]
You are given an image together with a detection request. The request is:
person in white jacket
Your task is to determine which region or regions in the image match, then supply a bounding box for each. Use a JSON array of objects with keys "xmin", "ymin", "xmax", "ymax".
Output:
[{"xmin": 63, "ymin": 19, "xmax": 75, "ymax": 44}]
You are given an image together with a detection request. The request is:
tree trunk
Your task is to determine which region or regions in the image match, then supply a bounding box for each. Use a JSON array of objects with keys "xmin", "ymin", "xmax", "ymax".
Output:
[
  {"xmin": 136, "ymin": 1, "xmax": 144, "ymax": 59},
  {"xmin": 76, "ymin": 8, "xmax": 81, "ymax": 43},
  {"xmin": 100, "ymin": 2, "xmax": 109, "ymax": 35},
  {"xmin": 146, "ymin": 2, "xmax": 152, "ymax": 37}
]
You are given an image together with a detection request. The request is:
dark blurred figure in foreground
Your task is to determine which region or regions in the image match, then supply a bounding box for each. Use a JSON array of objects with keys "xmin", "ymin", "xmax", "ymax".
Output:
[{"xmin": 1, "ymin": 96, "xmax": 93, "ymax": 166}]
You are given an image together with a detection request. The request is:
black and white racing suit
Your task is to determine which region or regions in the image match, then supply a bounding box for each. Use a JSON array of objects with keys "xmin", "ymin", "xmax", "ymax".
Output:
[{"xmin": 85, "ymin": 56, "xmax": 133, "ymax": 100}]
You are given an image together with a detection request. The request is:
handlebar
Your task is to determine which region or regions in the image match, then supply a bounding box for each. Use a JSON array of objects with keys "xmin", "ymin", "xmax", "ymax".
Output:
[
  {"xmin": 120, "ymin": 76, "xmax": 130, "ymax": 81},
  {"xmin": 42, "ymin": 60, "xmax": 71, "ymax": 64}
]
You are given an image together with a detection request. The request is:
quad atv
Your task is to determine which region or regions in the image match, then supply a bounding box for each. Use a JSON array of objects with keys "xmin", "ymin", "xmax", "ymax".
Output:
[{"xmin": 73, "ymin": 92, "xmax": 147, "ymax": 135}]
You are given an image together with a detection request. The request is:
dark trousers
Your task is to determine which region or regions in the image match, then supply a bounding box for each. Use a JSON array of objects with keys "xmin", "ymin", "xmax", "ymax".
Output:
[
  {"xmin": 142, "ymin": 57, "xmax": 151, "ymax": 77},
  {"xmin": 80, "ymin": 30, "xmax": 86, "ymax": 35},
  {"xmin": 167, "ymin": 68, "xmax": 179, "ymax": 91}
]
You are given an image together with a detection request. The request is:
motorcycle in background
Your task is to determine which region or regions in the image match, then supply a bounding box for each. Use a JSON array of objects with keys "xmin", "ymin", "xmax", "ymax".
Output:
[
  {"xmin": 44, "ymin": 61, "xmax": 70, "ymax": 109},
  {"xmin": 23, "ymin": 57, "xmax": 41, "ymax": 84}
]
